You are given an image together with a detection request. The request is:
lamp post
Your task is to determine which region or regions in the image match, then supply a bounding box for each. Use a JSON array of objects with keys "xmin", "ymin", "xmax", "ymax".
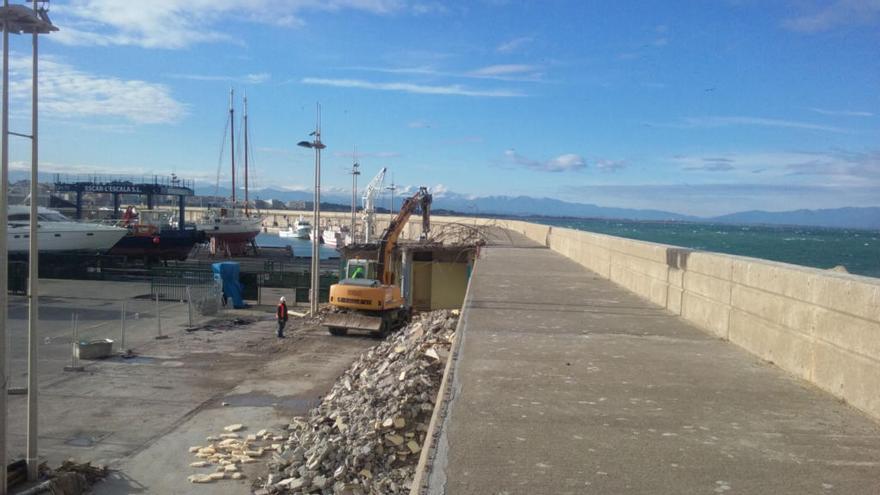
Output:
[
  {"xmin": 386, "ymin": 175, "xmax": 397, "ymax": 220},
  {"xmin": 349, "ymin": 154, "xmax": 359, "ymax": 238},
  {"xmin": 0, "ymin": 0, "xmax": 57, "ymax": 486},
  {"xmin": 298, "ymin": 104, "xmax": 325, "ymax": 316}
]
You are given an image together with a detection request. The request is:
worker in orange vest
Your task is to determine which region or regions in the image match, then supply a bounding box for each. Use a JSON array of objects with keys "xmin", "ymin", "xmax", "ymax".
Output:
[{"xmin": 276, "ymin": 297, "xmax": 289, "ymax": 338}]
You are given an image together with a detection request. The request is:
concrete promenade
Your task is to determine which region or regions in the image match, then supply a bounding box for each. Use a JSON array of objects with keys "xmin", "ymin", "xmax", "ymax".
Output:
[{"xmin": 424, "ymin": 233, "xmax": 880, "ymax": 494}]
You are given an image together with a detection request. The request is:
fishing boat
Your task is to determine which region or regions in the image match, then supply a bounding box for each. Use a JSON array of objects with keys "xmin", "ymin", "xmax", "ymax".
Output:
[
  {"xmin": 196, "ymin": 89, "xmax": 262, "ymax": 256},
  {"xmin": 280, "ymin": 215, "xmax": 312, "ymax": 239},
  {"xmin": 109, "ymin": 207, "xmax": 205, "ymax": 261},
  {"xmin": 321, "ymin": 225, "xmax": 352, "ymax": 248},
  {"xmin": 7, "ymin": 205, "xmax": 127, "ymax": 255}
]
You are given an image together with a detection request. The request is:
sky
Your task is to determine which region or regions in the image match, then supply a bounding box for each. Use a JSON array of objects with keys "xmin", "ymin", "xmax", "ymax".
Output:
[{"xmin": 4, "ymin": 0, "xmax": 880, "ymax": 216}]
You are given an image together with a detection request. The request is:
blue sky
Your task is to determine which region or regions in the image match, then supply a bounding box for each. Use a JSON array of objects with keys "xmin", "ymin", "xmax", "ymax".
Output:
[{"xmin": 5, "ymin": 0, "xmax": 880, "ymax": 216}]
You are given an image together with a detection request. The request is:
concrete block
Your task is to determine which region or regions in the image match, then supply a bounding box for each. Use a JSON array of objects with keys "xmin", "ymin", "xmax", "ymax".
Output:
[
  {"xmin": 730, "ymin": 285, "xmax": 815, "ymax": 337},
  {"xmin": 683, "ymin": 271, "xmax": 731, "ymax": 304},
  {"xmin": 807, "ymin": 273, "xmax": 880, "ymax": 322},
  {"xmin": 730, "ymin": 260, "xmax": 813, "ymax": 303},
  {"xmin": 728, "ymin": 309, "xmax": 812, "ymax": 381},
  {"xmin": 666, "ymin": 286, "xmax": 683, "ymax": 315},
  {"xmin": 812, "ymin": 341, "xmax": 880, "ymax": 420},
  {"xmin": 681, "ymin": 292, "xmax": 729, "ymax": 339},
  {"xmin": 812, "ymin": 307, "xmax": 880, "ymax": 362},
  {"xmin": 686, "ymin": 252, "xmax": 734, "ymax": 280}
]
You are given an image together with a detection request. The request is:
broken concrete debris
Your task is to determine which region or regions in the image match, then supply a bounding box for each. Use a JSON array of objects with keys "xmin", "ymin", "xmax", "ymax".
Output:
[
  {"xmin": 186, "ymin": 425, "xmax": 285, "ymax": 483},
  {"xmin": 260, "ymin": 309, "xmax": 458, "ymax": 494}
]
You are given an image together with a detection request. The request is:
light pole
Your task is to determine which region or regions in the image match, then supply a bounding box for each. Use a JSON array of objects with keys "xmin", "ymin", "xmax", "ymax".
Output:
[
  {"xmin": 386, "ymin": 175, "xmax": 397, "ymax": 219},
  {"xmin": 349, "ymin": 153, "xmax": 359, "ymax": 238},
  {"xmin": 297, "ymin": 104, "xmax": 325, "ymax": 316},
  {"xmin": 0, "ymin": 0, "xmax": 56, "ymax": 486}
]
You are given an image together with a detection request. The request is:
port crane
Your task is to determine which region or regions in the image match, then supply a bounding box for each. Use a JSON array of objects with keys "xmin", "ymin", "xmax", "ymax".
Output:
[
  {"xmin": 361, "ymin": 167, "xmax": 386, "ymax": 243},
  {"xmin": 325, "ymin": 186, "xmax": 432, "ymax": 336}
]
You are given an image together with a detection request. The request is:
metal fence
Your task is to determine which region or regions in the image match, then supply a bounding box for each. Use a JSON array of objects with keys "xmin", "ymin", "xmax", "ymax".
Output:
[{"xmin": 149, "ymin": 267, "xmax": 215, "ymax": 301}]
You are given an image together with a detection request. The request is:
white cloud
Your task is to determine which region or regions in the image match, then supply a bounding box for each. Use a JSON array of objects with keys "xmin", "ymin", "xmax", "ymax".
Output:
[
  {"xmin": 10, "ymin": 55, "xmax": 185, "ymax": 125},
  {"xmin": 407, "ymin": 119, "xmax": 432, "ymax": 128},
  {"xmin": 332, "ymin": 150, "xmax": 401, "ymax": 159},
  {"xmin": 464, "ymin": 64, "xmax": 542, "ymax": 80},
  {"xmin": 671, "ymin": 150, "xmax": 880, "ymax": 186},
  {"xmin": 341, "ymin": 64, "xmax": 546, "ymax": 82},
  {"xmin": 503, "ymin": 150, "xmax": 586, "ymax": 172},
  {"xmin": 809, "ymin": 107, "xmax": 874, "ymax": 118},
  {"xmin": 431, "ymin": 183, "xmax": 449, "ymax": 198},
  {"xmin": 656, "ymin": 116, "xmax": 849, "ymax": 133},
  {"xmin": 496, "ymin": 36, "xmax": 533, "ymax": 53},
  {"xmin": 168, "ymin": 72, "xmax": 271, "ymax": 84},
  {"xmin": 52, "ymin": 0, "xmax": 413, "ymax": 49},
  {"xmin": 11, "ymin": 159, "xmax": 215, "ymax": 180},
  {"xmin": 301, "ymin": 77, "xmax": 525, "ymax": 97},
  {"xmin": 782, "ymin": 0, "xmax": 880, "ymax": 33},
  {"xmin": 596, "ymin": 159, "xmax": 626, "ymax": 173}
]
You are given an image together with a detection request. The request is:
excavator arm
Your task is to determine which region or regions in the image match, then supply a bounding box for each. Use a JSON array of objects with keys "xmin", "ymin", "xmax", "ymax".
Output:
[{"xmin": 377, "ymin": 186, "xmax": 432, "ymax": 285}]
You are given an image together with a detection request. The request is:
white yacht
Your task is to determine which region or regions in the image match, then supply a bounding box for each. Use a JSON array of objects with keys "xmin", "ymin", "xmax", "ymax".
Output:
[
  {"xmin": 7, "ymin": 206, "xmax": 128, "ymax": 254},
  {"xmin": 321, "ymin": 225, "xmax": 352, "ymax": 248},
  {"xmin": 280, "ymin": 216, "xmax": 312, "ymax": 239}
]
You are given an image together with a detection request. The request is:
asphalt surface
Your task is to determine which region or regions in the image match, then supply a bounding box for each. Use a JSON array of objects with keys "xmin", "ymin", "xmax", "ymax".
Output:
[
  {"xmin": 427, "ymin": 233, "xmax": 880, "ymax": 494},
  {"xmin": 5, "ymin": 279, "xmax": 376, "ymax": 494}
]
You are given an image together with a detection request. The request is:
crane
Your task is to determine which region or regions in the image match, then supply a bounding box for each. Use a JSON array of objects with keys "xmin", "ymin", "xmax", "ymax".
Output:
[
  {"xmin": 324, "ymin": 186, "xmax": 432, "ymax": 337},
  {"xmin": 361, "ymin": 167, "xmax": 386, "ymax": 243}
]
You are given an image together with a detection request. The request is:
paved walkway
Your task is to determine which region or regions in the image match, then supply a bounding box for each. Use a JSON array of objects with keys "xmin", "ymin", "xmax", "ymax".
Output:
[{"xmin": 426, "ymin": 233, "xmax": 880, "ymax": 494}]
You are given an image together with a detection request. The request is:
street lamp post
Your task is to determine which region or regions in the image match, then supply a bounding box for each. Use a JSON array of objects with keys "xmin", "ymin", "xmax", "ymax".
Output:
[
  {"xmin": 298, "ymin": 104, "xmax": 325, "ymax": 316},
  {"xmin": 386, "ymin": 175, "xmax": 397, "ymax": 220},
  {"xmin": 0, "ymin": 0, "xmax": 57, "ymax": 487},
  {"xmin": 350, "ymin": 155, "xmax": 359, "ymax": 238}
]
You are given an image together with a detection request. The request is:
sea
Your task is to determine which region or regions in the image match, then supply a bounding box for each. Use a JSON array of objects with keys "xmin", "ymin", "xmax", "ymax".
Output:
[
  {"xmin": 535, "ymin": 218, "xmax": 880, "ymax": 279},
  {"xmin": 256, "ymin": 233, "xmax": 339, "ymax": 260}
]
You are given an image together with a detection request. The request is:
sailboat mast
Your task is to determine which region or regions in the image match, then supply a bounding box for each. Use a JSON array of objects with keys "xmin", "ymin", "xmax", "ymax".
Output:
[
  {"xmin": 229, "ymin": 88, "xmax": 236, "ymax": 204},
  {"xmin": 243, "ymin": 93, "xmax": 249, "ymax": 216}
]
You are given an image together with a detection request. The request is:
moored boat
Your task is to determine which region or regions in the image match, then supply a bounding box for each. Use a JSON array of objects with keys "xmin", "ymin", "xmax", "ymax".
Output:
[
  {"xmin": 279, "ymin": 215, "xmax": 311, "ymax": 239},
  {"xmin": 7, "ymin": 205, "xmax": 128, "ymax": 255},
  {"xmin": 109, "ymin": 207, "xmax": 205, "ymax": 261},
  {"xmin": 196, "ymin": 89, "xmax": 262, "ymax": 255}
]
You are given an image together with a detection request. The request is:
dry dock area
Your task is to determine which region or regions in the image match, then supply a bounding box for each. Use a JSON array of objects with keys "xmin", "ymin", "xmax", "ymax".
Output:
[{"xmin": 423, "ymin": 232, "xmax": 880, "ymax": 494}]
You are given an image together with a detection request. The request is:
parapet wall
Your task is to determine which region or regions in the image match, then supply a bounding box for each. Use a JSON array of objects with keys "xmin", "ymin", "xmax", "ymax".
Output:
[{"xmin": 497, "ymin": 219, "xmax": 880, "ymax": 422}]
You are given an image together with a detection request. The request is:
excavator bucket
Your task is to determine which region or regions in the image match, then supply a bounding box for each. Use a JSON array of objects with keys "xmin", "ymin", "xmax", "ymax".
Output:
[{"xmin": 324, "ymin": 312, "xmax": 383, "ymax": 334}]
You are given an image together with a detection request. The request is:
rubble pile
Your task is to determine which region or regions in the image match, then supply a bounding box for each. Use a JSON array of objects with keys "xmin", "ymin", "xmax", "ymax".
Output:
[
  {"xmin": 262, "ymin": 309, "xmax": 459, "ymax": 494},
  {"xmin": 187, "ymin": 424, "xmax": 283, "ymax": 483}
]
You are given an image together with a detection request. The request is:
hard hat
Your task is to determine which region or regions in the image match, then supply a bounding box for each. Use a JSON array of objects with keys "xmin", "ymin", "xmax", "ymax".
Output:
[{"xmin": 280, "ymin": 296, "xmax": 286, "ymax": 302}]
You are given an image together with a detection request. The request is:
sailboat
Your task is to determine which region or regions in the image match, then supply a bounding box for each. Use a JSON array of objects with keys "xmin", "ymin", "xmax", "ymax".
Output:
[{"xmin": 196, "ymin": 89, "xmax": 262, "ymax": 255}]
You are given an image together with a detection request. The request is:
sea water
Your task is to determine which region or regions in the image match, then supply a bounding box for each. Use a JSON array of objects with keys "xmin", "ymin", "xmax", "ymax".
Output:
[
  {"xmin": 256, "ymin": 233, "xmax": 339, "ymax": 260},
  {"xmin": 536, "ymin": 218, "xmax": 880, "ymax": 279}
]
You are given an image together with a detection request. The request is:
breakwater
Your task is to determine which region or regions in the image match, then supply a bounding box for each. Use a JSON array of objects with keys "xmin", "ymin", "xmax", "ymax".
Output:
[{"xmin": 494, "ymin": 219, "xmax": 880, "ymax": 422}]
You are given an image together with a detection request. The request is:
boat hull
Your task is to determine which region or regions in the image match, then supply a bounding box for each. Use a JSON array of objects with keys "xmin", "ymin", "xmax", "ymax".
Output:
[
  {"xmin": 109, "ymin": 228, "xmax": 205, "ymax": 261},
  {"xmin": 8, "ymin": 226, "xmax": 127, "ymax": 255},
  {"xmin": 196, "ymin": 216, "xmax": 262, "ymax": 242}
]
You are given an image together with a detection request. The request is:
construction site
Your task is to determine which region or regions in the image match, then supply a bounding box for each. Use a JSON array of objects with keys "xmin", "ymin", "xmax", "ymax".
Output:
[
  {"xmin": 4, "ymin": 179, "xmax": 499, "ymax": 494},
  {"xmin": 3, "ymin": 1, "xmax": 879, "ymax": 493}
]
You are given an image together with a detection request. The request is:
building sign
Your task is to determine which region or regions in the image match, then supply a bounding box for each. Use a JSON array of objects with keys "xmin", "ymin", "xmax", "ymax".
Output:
[
  {"xmin": 54, "ymin": 182, "xmax": 193, "ymax": 196},
  {"xmin": 83, "ymin": 184, "xmax": 145, "ymax": 193}
]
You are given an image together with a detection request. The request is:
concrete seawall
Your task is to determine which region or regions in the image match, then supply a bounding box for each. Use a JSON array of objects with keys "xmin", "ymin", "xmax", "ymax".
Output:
[{"xmin": 494, "ymin": 219, "xmax": 880, "ymax": 422}]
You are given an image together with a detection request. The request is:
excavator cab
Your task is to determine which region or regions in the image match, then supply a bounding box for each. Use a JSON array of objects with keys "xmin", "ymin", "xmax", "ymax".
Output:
[{"xmin": 344, "ymin": 259, "xmax": 377, "ymax": 280}]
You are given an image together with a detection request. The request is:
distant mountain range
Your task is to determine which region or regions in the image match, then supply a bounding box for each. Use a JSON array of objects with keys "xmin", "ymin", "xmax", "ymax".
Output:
[
  {"xmin": 230, "ymin": 185, "xmax": 880, "ymax": 230},
  {"xmin": 710, "ymin": 207, "xmax": 880, "ymax": 230},
  {"xmin": 12, "ymin": 175, "xmax": 872, "ymax": 230}
]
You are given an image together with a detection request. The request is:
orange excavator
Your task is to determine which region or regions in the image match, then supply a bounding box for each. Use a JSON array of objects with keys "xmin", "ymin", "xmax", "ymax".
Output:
[{"xmin": 324, "ymin": 186, "xmax": 432, "ymax": 336}]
